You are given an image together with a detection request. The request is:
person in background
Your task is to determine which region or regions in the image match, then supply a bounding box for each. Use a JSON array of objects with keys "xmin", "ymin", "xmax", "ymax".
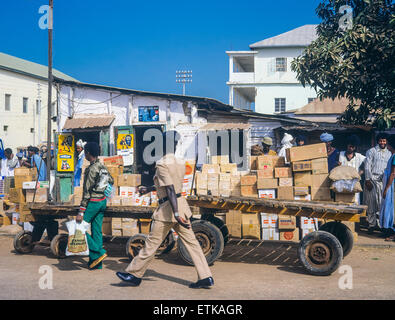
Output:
[
  {"xmin": 320, "ymin": 132, "xmax": 340, "ymax": 172},
  {"xmin": 16, "ymin": 152, "xmax": 24, "ymax": 168},
  {"xmin": 76, "ymin": 142, "xmax": 114, "ymax": 270},
  {"xmin": 0, "ymin": 148, "xmax": 20, "ymax": 177},
  {"xmin": 278, "ymin": 133, "xmax": 294, "ymax": 163},
  {"xmin": 295, "ymin": 134, "xmax": 307, "ymax": 146},
  {"xmin": 74, "ymin": 139, "xmax": 86, "ymax": 187},
  {"xmin": 364, "ymin": 133, "xmax": 392, "ymax": 234},
  {"xmin": 379, "ymin": 135, "xmax": 395, "ymax": 241},
  {"xmin": 23, "ymin": 146, "xmax": 47, "ymax": 181},
  {"xmin": 339, "ymin": 134, "xmax": 366, "ymax": 204},
  {"xmin": 251, "ymin": 137, "xmax": 277, "ymax": 156}
]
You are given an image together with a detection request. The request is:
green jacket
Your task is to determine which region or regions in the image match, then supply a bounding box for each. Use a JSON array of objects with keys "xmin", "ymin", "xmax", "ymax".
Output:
[{"xmin": 80, "ymin": 159, "xmax": 114, "ymax": 209}]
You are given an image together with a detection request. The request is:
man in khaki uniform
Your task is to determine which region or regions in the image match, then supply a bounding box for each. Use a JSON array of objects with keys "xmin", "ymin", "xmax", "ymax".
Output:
[{"xmin": 116, "ymin": 131, "xmax": 214, "ymax": 288}]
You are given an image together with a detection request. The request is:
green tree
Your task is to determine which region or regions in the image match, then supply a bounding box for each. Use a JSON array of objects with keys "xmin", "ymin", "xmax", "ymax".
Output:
[{"xmin": 291, "ymin": 0, "xmax": 395, "ymax": 129}]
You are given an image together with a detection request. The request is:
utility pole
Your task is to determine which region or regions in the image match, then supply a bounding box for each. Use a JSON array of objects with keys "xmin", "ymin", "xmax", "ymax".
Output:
[
  {"xmin": 176, "ymin": 70, "xmax": 192, "ymax": 96},
  {"xmin": 37, "ymin": 83, "xmax": 42, "ymax": 145},
  {"xmin": 47, "ymin": 0, "xmax": 53, "ymax": 201}
]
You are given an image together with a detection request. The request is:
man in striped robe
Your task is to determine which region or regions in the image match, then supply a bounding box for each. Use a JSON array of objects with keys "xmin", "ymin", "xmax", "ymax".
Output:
[{"xmin": 364, "ymin": 133, "xmax": 392, "ymax": 234}]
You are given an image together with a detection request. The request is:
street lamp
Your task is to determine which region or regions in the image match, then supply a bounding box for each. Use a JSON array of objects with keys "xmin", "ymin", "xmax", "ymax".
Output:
[{"xmin": 176, "ymin": 70, "xmax": 192, "ymax": 96}]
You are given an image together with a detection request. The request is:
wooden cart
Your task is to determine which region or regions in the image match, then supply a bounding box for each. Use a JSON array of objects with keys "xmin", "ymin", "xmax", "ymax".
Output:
[{"xmin": 13, "ymin": 195, "xmax": 367, "ymax": 276}]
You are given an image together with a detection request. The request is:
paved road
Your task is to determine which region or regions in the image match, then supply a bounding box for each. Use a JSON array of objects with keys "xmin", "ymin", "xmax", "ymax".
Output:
[{"xmin": 0, "ymin": 235, "xmax": 394, "ymax": 300}]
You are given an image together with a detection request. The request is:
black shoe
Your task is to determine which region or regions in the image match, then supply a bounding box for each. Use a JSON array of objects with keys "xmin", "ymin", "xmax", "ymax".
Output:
[
  {"xmin": 367, "ymin": 227, "xmax": 374, "ymax": 235},
  {"xmin": 189, "ymin": 277, "xmax": 214, "ymax": 289},
  {"xmin": 116, "ymin": 272, "xmax": 142, "ymax": 286}
]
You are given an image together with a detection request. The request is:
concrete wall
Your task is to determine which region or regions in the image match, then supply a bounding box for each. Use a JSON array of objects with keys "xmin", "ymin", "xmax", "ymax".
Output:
[{"xmin": 0, "ymin": 69, "xmax": 57, "ymax": 151}]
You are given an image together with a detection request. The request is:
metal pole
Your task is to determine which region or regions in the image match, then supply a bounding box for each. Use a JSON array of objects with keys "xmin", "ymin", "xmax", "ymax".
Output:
[{"xmin": 47, "ymin": 0, "xmax": 53, "ymax": 201}]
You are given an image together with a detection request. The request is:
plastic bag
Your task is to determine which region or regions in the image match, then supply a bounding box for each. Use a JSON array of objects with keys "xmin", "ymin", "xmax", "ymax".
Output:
[
  {"xmin": 329, "ymin": 166, "xmax": 360, "ymax": 181},
  {"xmin": 104, "ymin": 184, "xmax": 114, "ymax": 200},
  {"xmin": 65, "ymin": 220, "xmax": 90, "ymax": 256},
  {"xmin": 331, "ymin": 179, "xmax": 362, "ymax": 193}
]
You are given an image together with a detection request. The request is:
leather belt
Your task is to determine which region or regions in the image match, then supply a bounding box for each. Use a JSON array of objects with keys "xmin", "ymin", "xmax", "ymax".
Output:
[{"xmin": 158, "ymin": 193, "xmax": 182, "ymax": 205}]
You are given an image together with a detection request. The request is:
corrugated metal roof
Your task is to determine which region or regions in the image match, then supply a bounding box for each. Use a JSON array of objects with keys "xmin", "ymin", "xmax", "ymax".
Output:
[
  {"xmin": 250, "ymin": 25, "xmax": 318, "ymax": 49},
  {"xmin": 0, "ymin": 52, "xmax": 78, "ymax": 81},
  {"xmin": 63, "ymin": 114, "xmax": 115, "ymax": 130},
  {"xmin": 199, "ymin": 123, "xmax": 251, "ymax": 131},
  {"xmin": 286, "ymin": 98, "xmax": 351, "ymax": 115}
]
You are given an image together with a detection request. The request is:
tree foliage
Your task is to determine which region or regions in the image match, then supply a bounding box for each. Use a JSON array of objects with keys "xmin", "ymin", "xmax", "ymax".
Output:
[{"xmin": 291, "ymin": 0, "xmax": 395, "ymax": 129}]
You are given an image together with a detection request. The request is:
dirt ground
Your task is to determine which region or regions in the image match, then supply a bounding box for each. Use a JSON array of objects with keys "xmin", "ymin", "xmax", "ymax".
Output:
[{"xmin": 0, "ymin": 235, "xmax": 394, "ymax": 300}]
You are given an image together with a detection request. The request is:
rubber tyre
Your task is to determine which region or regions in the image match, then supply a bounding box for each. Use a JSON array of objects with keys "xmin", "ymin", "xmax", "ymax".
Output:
[
  {"xmin": 13, "ymin": 231, "xmax": 35, "ymax": 254},
  {"xmin": 298, "ymin": 231, "xmax": 343, "ymax": 276},
  {"xmin": 50, "ymin": 234, "xmax": 68, "ymax": 259},
  {"xmin": 319, "ymin": 222, "xmax": 354, "ymax": 258},
  {"xmin": 157, "ymin": 231, "xmax": 176, "ymax": 255},
  {"xmin": 201, "ymin": 214, "xmax": 230, "ymax": 245},
  {"xmin": 126, "ymin": 234, "xmax": 147, "ymax": 261},
  {"xmin": 177, "ymin": 220, "xmax": 224, "ymax": 266}
]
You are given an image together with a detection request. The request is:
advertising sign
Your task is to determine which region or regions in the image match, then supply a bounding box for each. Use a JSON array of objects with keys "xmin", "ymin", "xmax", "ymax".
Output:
[
  {"xmin": 57, "ymin": 134, "xmax": 75, "ymax": 172},
  {"xmin": 138, "ymin": 106, "xmax": 159, "ymax": 122},
  {"xmin": 116, "ymin": 133, "xmax": 134, "ymax": 166}
]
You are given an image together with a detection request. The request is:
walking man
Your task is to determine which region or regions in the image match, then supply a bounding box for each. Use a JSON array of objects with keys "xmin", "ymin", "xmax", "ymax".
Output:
[
  {"xmin": 364, "ymin": 133, "xmax": 392, "ymax": 234},
  {"xmin": 116, "ymin": 131, "xmax": 214, "ymax": 288}
]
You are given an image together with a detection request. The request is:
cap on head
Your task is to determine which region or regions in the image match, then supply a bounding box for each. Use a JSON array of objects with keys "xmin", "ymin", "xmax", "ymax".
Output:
[
  {"xmin": 320, "ymin": 132, "xmax": 334, "ymax": 143},
  {"xmin": 262, "ymin": 136, "xmax": 273, "ymax": 146}
]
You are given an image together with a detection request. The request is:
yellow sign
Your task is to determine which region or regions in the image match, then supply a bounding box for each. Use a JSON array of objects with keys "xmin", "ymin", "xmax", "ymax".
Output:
[
  {"xmin": 58, "ymin": 134, "xmax": 74, "ymax": 172},
  {"xmin": 117, "ymin": 134, "xmax": 134, "ymax": 150}
]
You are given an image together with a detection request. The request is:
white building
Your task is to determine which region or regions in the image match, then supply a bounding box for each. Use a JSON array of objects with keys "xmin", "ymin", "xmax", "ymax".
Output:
[
  {"xmin": 227, "ymin": 25, "xmax": 319, "ymax": 114},
  {"xmin": 0, "ymin": 52, "xmax": 77, "ymax": 152}
]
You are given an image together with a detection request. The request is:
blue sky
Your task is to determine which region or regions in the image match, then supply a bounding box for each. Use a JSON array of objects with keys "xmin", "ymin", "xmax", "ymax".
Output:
[{"xmin": 0, "ymin": 0, "xmax": 320, "ymax": 103}]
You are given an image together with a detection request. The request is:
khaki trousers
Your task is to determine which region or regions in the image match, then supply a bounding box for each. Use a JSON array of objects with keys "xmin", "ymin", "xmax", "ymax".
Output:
[{"xmin": 125, "ymin": 220, "xmax": 212, "ymax": 280}]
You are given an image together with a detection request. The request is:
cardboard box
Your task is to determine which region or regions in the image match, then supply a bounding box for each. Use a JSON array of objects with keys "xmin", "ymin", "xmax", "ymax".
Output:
[
  {"xmin": 250, "ymin": 156, "xmax": 258, "ymax": 170},
  {"xmin": 111, "ymin": 229, "xmax": 123, "ymax": 236},
  {"xmin": 294, "ymin": 187, "xmax": 310, "ymax": 196},
  {"xmin": 196, "ymin": 173, "xmax": 208, "ymax": 189},
  {"xmin": 103, "ymin": 155, "xmax": 124, "ymax": 166},
  {"xmin": 14, "ymin": 174, "xmax": 37, "ymax": 189},
  {"xmin": 121, "ymin": 197, "xmax": 135, "ymax": 206},
  {"xmin": 280, "ymin": 229, "xmax": 299, "ymax": 242},
  {"xmin": 241, "ymin": 185, "xmax": 258, "ymax": 198},
  {"xmin": 211, "ymin": 155, "xmax": 229, "ymax": 165},
  {"xmin": 311, "ymin": 158, "xmax": 328, "ymax": 175},
  {"xmin": 292, "ymin": 161, "xmax": 312, "ymax": 172},
  {"xmin": 311, "ymin": 174, "xmax": 330, "ymax": 188},
  {"xmin": 335, "ymin": 193, "xmax": 356, "ymax": 203},
  {"xmin": 74, "ymin": 186, "xmax": 83, "ymax": 197},
  {"xmin": 260, "ymin": 213, "xmax": 278, "ymax": 229},
  {"xmin": 262, "ymin": 228, "xmax": 280, "ymax": 241},
  {"xmin": 279, "ymin": 178, "xmax": 293, "ymax": 187},
  {"xmin": 294, "ymin": 194, "xmax": 312, "ymax": 201},
  {"xmin": 277, "ymin": 186, "xmax": 294, "ymax": 200},
  {"xmin": 110, "ymin": 196, "xmax": 122, "ymax": 206},
  {"xmin": 230, "ymin": 185, "xmax": 241, "ymax": 197},
  {"xmin": 73, "ymin": 196, "xmax": 82, "ymax": 206},
  {"xmin": 294, "ymin": 172, "xmax": 312, "ymax": 187},
  {"xmin": 287, "ymin": 143, "xmax": 327, "ymax": 162},
  {"xmin": 257, "ymin": 156, "xmax": 274, "ymax": 170},
  {"xmin": 102, "ymin": 218, "xmax": 112, "ymax": 235},
  {"xmin": 257, "ymin": 178, "xmax": 278, "ymax": 189},
  {"xmin": 139, "ymin": 219, "xmax": 151, "ymax": 234},
  {"xmin": 26, "ymin": 189, "xmax": 47, "ymax": 203},
  {"xmin": 196, "ymin": 188, "xmax": 208, "ymax": 196},
  {"xmin": 242, "ymin": 213, "xmax": 261, "ymax": 239},
  {"xmin": 202, "ymin": 164, "xmax": 220, "ymax": 174},
  {"xmin": 301, "ymin": 228, "xmax": 315, "ymax": 238},
  {"xmin": 272, "ymin": 156, "xmax": 286, "ymax": 168},
  {"xmin": 112, "ymin": 218, "xmax": 122, "ymax": 229},
  {"xmin": 14, "ymin": 168, "xmax": 32, "ymax": 176},
  {"xmin": 227, "ymin": 224, "xmax": 242, "ymax": 238},
  {"xmin": 8, "ymin": 188, "xmax": 26, "ymax": 204},
  {"xmin": 220, "ymin": 163, "xmax": 237, "ymax": 174},
  {"xmin": 118, "ymin": 174, "xmax": 141, "ymax": 187},
  {"xmin": 258, "ymin": 189, "xmax": 276, "ymax": 199},
  {"xmin": 219, "ymin": 173, "xmax": 231, "ymax": 182},
  {"xmin": 300, "ymin": 217, "xmax": 318, "ymax": 229},
  {"xmin": 241, "ymin": 175, "xmax": 257, "ymax": 186},
  {"xmin": 275, "ymin": 167, "xmax": 292, "ymax": 178},
  {"xmin": 208, "ymin": 189, "xmax": 219, "ymax": 197},
  {"xmin": 257, "ymin": 168, "xmax": 274, "ymax": 179},
  {"xmin": 278, "ymin": 215, "xmax": 297, "ymax": 229},
  {"xmin": 311, "ymin": 187, "xmax": 332, "ymax": 201},
  {"xmin": 226, "ymin": 210, "xmax": 242, "ymax": 225}
]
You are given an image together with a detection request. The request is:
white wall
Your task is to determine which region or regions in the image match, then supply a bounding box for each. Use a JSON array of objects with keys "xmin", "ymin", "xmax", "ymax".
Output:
[{"xmin": 0, "ymin": 69, "xmax": 56, "ymax": 151}]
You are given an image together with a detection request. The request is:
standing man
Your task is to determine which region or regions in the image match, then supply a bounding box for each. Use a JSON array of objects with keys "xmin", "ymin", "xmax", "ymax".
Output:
[
  {"xmin": 0, "ymin": 148, "xmax": 20, "ymax": 177},
  {"xmin": 320, "ymin": 132, "xmax": 340, "ymax": 172},
  {"xmin": 251, "ymin": 137, "xmax": 277, "ymax": 156},
  {"xmin": 24, "ymin": 146, "xmax": 47, "ymax": 181},
  {"xmin": 74, "ymin": 139, "xmax": 86, "ymax": 187},
  {"xmin": 339, "ymin": 134, "xmax": 366, "ymax": 204},
  {"xmin": 76, "ymin": 142, "xmax": 114, "ymax": 270},
  {"xmin": 278, "ymin": 133, "xmax": 293, "ymax": 163},
  {"xmin": 364, "ymin": 133, "xmax": 392, "ymax": 234},
  {"xmin": 295, "ymin": 134, "xmax": 307, "ymax": 146},
  {"xmin": 116, "ymin": 131, "xmax": 214, "ymax": 288}
]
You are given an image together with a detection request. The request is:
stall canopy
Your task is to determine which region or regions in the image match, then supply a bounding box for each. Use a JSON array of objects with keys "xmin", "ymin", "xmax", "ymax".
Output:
[
  {"xmin": 63, "ymin": 114, "xmax": 115, "ymax": 130},
  {"xmin": 198, "ymin": 123, "xmax": 251, "ymax": 131}
]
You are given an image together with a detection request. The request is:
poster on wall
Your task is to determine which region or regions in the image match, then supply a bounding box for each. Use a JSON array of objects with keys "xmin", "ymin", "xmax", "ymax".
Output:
[
  {"xmin": 138, "ymin": 106, "xmax": 159, "ymax": 122},
  {"xmin": 116, "ymin": 133, "xmax": 134, "ymax": 166},
  {"xmin": 57, "ymin": 134, "xmax": 75, "ymax": 172}
]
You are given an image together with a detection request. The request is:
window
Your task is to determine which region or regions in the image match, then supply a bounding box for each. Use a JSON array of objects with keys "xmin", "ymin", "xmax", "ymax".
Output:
[
  {"xmin": 36, "ymin": 99, "xmax": 41, "ymax": 115},
  {"xmin": 308, "ymin": 97, "xmax": 316, "ymax": 104},
  {"xmin": 275, "ymin": 98, "xmax": 286, "ymax": 113},
  {"xmin": 3, "ymin": 125, "xmax": 8, "ymax": 132},
  {"xmin": 23, "ymin": 97, "xmax": 28, "ymax": 113},
  {"xmin": 5, "ymin": 94, "xmax": 11, "ymax": 111},
  {"xmin": 276, "ymin": 58, "xmax": 287, "ymax": 72},
  {"xmin": 30, "ymin": 128, "xmax": 34, "ymax": 133}
]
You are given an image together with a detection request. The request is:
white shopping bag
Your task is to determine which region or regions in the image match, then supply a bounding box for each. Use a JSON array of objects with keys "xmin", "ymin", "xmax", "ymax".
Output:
[{"xmin": 65, "ymin": 220, "xmax": 90, "ymax": 256}]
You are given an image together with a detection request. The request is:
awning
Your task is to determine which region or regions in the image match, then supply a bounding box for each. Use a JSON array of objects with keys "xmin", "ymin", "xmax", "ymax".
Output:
[
  {"xmin": 199, "ymin": 123, "xmax": 251, "ymax": 131},
  {"xmin": 63, "ymin": 114, "xmax": 115, "ymax": 130}
]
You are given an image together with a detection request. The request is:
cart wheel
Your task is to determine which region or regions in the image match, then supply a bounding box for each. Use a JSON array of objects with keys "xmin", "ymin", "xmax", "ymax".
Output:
[
  {"xmin": 319, "ymin": 221, "xmax": 354, "ymax": 258},
  {"xmin": 201, "ymin": 214, "xmax": 230, "ymax": 245},
  {"xmin": 50, "ymin": 234, "xmax": 68, "ymax": 259},
  {"xmin": 126, "ymin": 234, "xmax": 147, "ymax": 261},
  {"xmin": 13, "ymin": 231, "xmax": 35, "ymax": 254},
  {"xmin": 177, "ymin": 220, "xmax": 224, "ymax": 266},
  {"xmin": 298, "ymin": 231, "xmax": 343, "ymax": 276},
  {"xmin": 157, "ymin": 231, "xmax": 176, "ymax": 255}
]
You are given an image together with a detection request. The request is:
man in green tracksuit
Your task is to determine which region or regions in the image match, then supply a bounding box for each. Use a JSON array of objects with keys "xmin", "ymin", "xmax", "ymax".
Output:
[{"xmin": 76, "ymin": 142, "xmax": 114, "ymax": 270}]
